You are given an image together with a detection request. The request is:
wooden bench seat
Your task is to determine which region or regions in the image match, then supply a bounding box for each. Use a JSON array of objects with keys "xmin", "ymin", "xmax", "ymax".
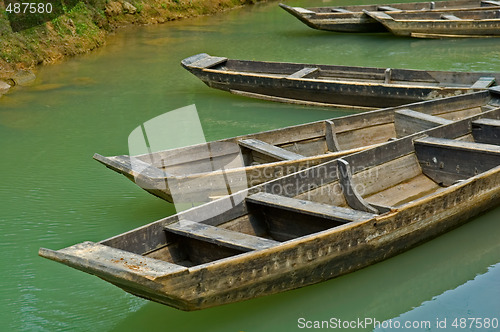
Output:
[
  {"xmin": 471, "ymin": 77, "xmax": 496, "ymax": 89},
  {"xmin": 190, "ymin": 56, "xmax": 227, "ymax": 69},
  {"xmin": 481, "ymin": 0, "xmax": 500, "ymax": 7},
  {"xmin": 414, "ymin": 136, "xmax": 500, "ymax": 186},
  {"xmin": 394, "ymin": 108, "xmax": 452, "ymax": 138},
  {"xmin": 246, "ymin": 192, "xmax": 377, "ymax": 223},
  {"xmin": 377, "ymin": 5, "xmax": 400, "ymax": 11},
  {"xmin": 165, "ymin": 220, "xmax": 279, "ymax": 252},
  {"xmin": 472, "ymin": 118, "xmax": 500, "ymax": 145},
  {"xmin": 440, "ymin": 14, "xmax": 461, "ymax": 20},
  {"xmin": 239, "ymin": 138, "xmax": 305, "ymax": 161},
  {"xmin": 288, "ymin": 67, "xmax": 320, "ymax": 79}
]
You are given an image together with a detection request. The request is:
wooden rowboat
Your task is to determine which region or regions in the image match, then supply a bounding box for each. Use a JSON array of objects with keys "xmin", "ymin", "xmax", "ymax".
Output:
[
  {"xmin": 181, "ymin": 53, "xmax": 500, "ymax": 108},
  {"xmin": 279, "ymin": 0, "xmax": 500, "ymax": 33},
  {"xmin": 94, "ymin": 90, "xmax": 499, "ymax": 204},
  {"xmin": 40, "ymin": 89, "xmax": 500, "ymax": 310},
  {"xmin": 366, "ymin": 7, "xmax": 500, "ymax": 38}
]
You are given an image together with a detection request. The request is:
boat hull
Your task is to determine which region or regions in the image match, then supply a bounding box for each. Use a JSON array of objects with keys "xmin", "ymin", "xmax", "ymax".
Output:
[
  {"xmin": 40, "ymin": 164, "xmax": 500, "ymax": 310},
  {"xmin": 186, "ymin": 66, "xmax": 476, "ymax": 108}
]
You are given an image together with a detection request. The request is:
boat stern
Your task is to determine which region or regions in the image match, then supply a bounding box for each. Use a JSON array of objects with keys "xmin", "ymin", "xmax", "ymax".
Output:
[{"xmin": 38, "ymin": 242, "xmax": 197, "ymax": 310}]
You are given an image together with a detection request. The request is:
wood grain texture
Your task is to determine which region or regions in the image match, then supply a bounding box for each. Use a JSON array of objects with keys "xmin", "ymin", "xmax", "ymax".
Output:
[
  {"xmin": 166, "ymin": 220, "xmax": 279, "ymax": 252},
  {"xmin": 472, "ymin": 118, "xmax": 500, "ymax": 145}
]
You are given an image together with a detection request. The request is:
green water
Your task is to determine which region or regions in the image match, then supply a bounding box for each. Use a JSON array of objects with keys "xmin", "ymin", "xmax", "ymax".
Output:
[{"xmin": 1, "ymin": 0, "xmax": 500, "ymax": 330}]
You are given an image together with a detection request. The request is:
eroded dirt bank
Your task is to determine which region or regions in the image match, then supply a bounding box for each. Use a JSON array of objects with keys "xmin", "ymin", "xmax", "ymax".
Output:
[{"xmin": 0, "ymin": 0, "xmax": 263, "ymax": 93}]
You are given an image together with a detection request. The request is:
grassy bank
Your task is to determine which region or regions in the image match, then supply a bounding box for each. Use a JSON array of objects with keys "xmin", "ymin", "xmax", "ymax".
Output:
[{"xmin": 0, "ymin": 0, "xmax": 261, "ymax": 85}]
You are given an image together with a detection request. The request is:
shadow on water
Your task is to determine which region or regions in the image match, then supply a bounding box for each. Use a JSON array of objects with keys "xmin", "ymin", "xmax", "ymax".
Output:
[{"xmin": 110, "ymin": 208, "xmax": 500, "ymax": 332}]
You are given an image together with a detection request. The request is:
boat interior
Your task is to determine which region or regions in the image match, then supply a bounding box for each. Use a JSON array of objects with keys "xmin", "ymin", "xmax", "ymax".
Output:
[
  {"xmin": 382, "ymin": 7, "xmax": 500, "ymax": 20},
  {"xmin": 104, "ymin": 107, "xmax": 500, "ymax": 269},
  {"xmin": 294, "ymin": 0, "xmax": 488, "ymax": 14}
]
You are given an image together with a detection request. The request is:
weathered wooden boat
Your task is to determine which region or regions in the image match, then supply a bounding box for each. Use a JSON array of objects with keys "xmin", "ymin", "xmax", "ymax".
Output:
[
  {"xmin": 279, "ymin": 0, "xmax": 500, "ymax": 33},
  {"xmin": 181, "ymin": 53, "xmax": 500, "ymax": 108},
  {"xmin": 39, "ymin": 89, "xmax": 500, "ymax": 310},
  {"xmin": 94, "ymin": 89, "xmax": 499, "ymax": 204},
  {"xmin": 366, "ymin": 7, "xmax": 500, "ymax": 38}
]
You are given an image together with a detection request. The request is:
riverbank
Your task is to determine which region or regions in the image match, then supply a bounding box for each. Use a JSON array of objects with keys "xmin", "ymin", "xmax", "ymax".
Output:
[{"xmin": 0, "ymin": 0, "xmax": 262, "ymax": 94}]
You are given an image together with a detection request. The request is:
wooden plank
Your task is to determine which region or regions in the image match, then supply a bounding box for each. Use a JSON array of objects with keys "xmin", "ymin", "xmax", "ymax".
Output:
[
  {"xmin": 414, "ymin": 136, "xmax": 500, "ymax": 186},
  {"xmin": 39, "ymin": 241, "xmax": 188, "ymax": 278},
  {"xmin": 365, "ymin": 174, "xmax": 441, "ymax": 208},
  {"xmin": 481, "ymin": 0, "xmax": 500, "ymax": 7},
  {"xmin": 325, "ymin": 120, "xmax": 341, "ymax": 152},
  {"xmin": 93, "ymin": 154, "xmax": 169, "ymax": 178},
  {"xmin": 440, "ymin": 14, "xmax": 461, "ymax": 20},
  {"xmin": 394, "ymin": 108, "xmax": 452, "ymax": 138},
  {"xmin": 238, "ymin": 138, "xmax": 304, "ymax": 161},
  {"xmin": 471, "ymin": 77, "xmax": 496, "ymax": 89},
  {"xmin": 165, "ymin": 220, "xmax": 279, "ymax": 252},
  {"xmin": 377, "ymin": 5, "xmax": 400, "ymax": 11},
  {"xmin": 472, "ymin": 118, "xmax": 500, "ymax": 145},
  {"xmin": 337, "ymin": 159, "xmax": 390, "ymax": 214},
  {"xmin": 246, "ymin": 192, "xmax": 376, "ymax": 223},
  {"xmin": 331, "ymin": 8, "xmax": 352, "ymax": 13},
  {"xmin": 294, "ymin": 7, "xmax": 315, "ymax": 14},
  {"xmin": 191, "ymin": 56, "xmax": 227, "ymax": 69},
  {"xmin": 288, "ymin": 67, "xmax": 319, "ymax": 79}
]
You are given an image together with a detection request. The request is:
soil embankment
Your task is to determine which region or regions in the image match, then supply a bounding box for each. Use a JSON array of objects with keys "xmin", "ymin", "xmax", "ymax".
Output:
[{"xmin": 0, "ymin": 0, "xmax": 262, "ymax": 93}]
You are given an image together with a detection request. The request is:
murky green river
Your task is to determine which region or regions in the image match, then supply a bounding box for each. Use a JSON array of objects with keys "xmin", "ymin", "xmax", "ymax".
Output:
[{"xmin": 1, "ymin": 0, "xmax": 500, "ymax": 330}]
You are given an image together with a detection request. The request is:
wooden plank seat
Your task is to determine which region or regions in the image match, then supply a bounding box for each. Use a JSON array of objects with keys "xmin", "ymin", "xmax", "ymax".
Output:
[
  {"xmin": 238, "ymin": 138, "xmax": 305, "ymax": 161},
  {"xmin": 377, "ymin": 5, "xmax": 400, "ymax": 11},
  {"xmin": 330, "ymin": 8, "xmax": 352, "ymax": 13},
  {"xmin": 440, "ymin": 14, "xmax": 461, "ymax": 20},
  {"xmin": 472, "ymin": 118, "xmax": 500, "ymax": 145},
  {"xmin": 414, "ymin": 136, "xmax": 500, "ymax": 186},
  {"xmin": 246, "ymin": 192, "xmax": 377, "ymax": 223},
  {"xmin": 471, "ymin": 77, "xmax": 496, "ymax": 89},
  {"xmin": 190, "ymin": 56, "xmax": 228, "ymax": 69},
  {"xmin": 481, "ymin": 0, "xmax": 500, "ymax": 7},
  {"xmin": 288, "ymin": 67, "xmax": 320, "ymax": 79},
  {"xmin": 394, "ymin": 108, "xmax": 452, "ymax": 138},
  {"xmin": 165, "ymin": 220, "xmax": 280, "ymax": 252},
  {"xmin": 294, "ymin": 7, "xmax": 316, "ymax": 14}
]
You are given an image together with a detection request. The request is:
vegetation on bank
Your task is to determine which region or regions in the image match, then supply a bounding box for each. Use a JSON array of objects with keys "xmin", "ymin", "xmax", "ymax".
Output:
[{"xmin": 0, "ymin": 0, "xmax": 261, "ymax": 85}]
